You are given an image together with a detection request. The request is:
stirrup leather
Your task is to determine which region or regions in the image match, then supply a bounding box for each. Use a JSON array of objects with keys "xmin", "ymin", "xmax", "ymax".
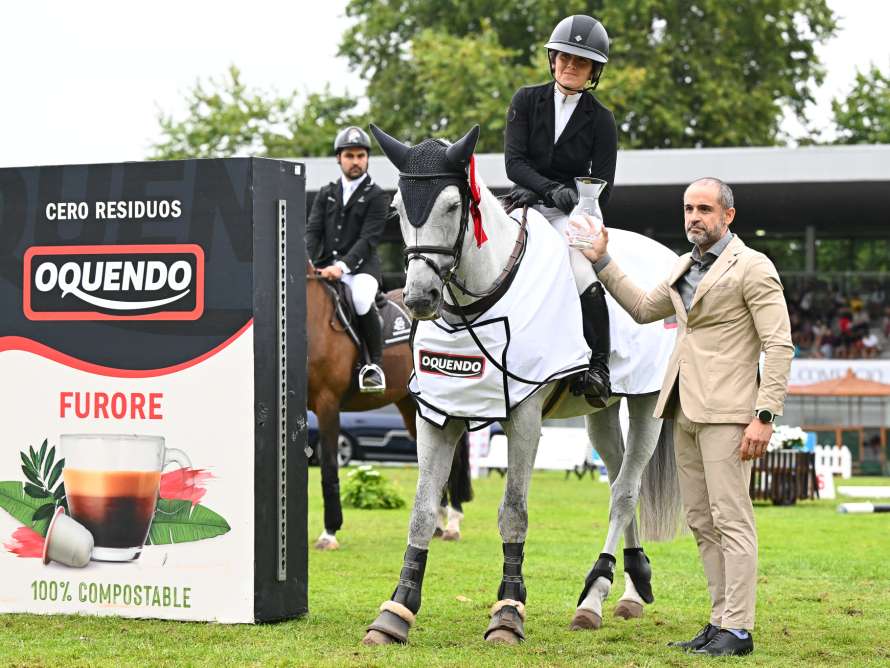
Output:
[{"xmin": 359, "ymin": 363, "xmax": 386, "ymax": 393}]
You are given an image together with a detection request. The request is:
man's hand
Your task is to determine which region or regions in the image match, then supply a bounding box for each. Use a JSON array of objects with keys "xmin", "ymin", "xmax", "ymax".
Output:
[
  {"xmin": 574, "ymin": 219, "xmax": 609, "ymax": 263},
  {"xmin": 319, "ymin": 265, "xmax": 343, "ymax": 282},
  {"xmin": 740, "ymin": 420, "xmax": 773, "ymax": 461}
]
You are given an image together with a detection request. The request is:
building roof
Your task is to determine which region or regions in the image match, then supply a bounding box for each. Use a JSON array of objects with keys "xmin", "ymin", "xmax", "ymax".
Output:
[
  {"xmin": 298, "ymin": 144, "xmax": 890, "ymax": 239},
  {"xmin": 788, "ymin": 368, "xmax": 890, "ymax": 397}
]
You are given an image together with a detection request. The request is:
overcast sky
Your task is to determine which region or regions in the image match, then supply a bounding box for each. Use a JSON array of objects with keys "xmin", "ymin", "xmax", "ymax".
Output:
[{"xmin": 1, "ymin": 0, "xmax": 887, "ymax": 168}]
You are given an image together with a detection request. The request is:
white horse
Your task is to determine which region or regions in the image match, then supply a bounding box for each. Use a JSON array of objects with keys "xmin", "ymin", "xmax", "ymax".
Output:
[{"xmin": 362, "ymin": 124, "xmax": 682, "ymax": 645}]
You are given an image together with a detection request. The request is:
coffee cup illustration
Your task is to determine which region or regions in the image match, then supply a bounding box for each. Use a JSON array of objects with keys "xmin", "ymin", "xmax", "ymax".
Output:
[{"xmin": 60, "ymin": 434, "xmax": 190, "ymax": 562}]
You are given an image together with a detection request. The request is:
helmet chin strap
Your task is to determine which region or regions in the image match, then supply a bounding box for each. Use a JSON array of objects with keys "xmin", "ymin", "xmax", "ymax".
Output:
[{"xmin": 554, "ymin": 75, "xmax": 597, "ymax": 94}]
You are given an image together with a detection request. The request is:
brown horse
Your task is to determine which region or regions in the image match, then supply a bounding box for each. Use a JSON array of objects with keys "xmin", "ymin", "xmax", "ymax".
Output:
[{"xmin": 306, "ymin": 260, "xmax": 470, "ymax": 549}]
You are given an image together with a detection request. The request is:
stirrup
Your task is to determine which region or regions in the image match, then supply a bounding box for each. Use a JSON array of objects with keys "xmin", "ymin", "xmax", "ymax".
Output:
[{"xmin": 359, "ymin": 363, "xmax": 386, "ymax": 393}]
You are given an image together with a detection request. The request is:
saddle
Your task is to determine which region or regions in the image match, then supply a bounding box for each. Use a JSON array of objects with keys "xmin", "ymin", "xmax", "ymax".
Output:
[{"xmin": 323, "ymin": 281, "xmax": 412, "ymax": 364}]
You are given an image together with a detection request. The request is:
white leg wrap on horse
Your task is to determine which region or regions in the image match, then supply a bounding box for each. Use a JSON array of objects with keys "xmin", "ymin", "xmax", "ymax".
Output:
[
  {"xmin": 380, "ymin": 600, "xmax": 416, "ymax": 627},
  {"xmin": 619, "ymin": 572, "xmax": 645, "ymax": 606},
  {"xmin": 578, "ymin": 577, "xmax": 612, "ymax": 617},
  {"xmin": 491, "ymin": 599, "xmax": 526, "ymax": 621}
]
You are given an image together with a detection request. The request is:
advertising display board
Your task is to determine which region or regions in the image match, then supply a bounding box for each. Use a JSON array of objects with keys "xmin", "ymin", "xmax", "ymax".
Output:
[{"xmin": 0, "ymin": 158, "xmax": 308, "ymax": 622}]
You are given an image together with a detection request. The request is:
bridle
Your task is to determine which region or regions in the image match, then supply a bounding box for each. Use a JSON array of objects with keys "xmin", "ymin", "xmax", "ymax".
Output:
[{"xmin": 399, "ymin": 171, "xmax": 528, "ymax": 318}]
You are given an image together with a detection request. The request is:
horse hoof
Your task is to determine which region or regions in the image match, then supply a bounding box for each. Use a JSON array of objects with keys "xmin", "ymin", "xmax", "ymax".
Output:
[
  {"xmin": 614, "ymin": 600, "xmax": 644, "ymax": 620},
  {"xmin": 362, "ymin": 629, "xmax": 397, "ymax": 646},
  {"xmin": 314, "ymin": 536, "xmax": 340, "ymax": 551},
  {"xmin": 485, "ymin": 628, "xmax": 520, "ymax": 645},
  {"xmin": 442, "ymin": 530, "xmax": 460, "ymax": 541},
  {"xmin": 570, "ymin": 608, "xmax": 602, "ymax": 630}
]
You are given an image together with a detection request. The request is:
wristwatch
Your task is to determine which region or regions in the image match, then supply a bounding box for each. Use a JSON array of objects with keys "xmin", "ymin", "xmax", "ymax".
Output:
[{"xmin": 755, "ymin": 409, "xmax": 775, "ymax": 424}]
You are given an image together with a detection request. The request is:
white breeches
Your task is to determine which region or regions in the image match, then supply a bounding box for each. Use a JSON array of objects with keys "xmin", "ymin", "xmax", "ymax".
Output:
[
  {"xmin": 341, "ymin": 271, "xmax": 378, "ymax": 315},
  {"xmin": 534, "ymin": 205, "xmax": 597, "ymax": 294}
]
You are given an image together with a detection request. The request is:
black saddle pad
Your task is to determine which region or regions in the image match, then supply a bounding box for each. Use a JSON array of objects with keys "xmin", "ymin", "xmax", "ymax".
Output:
[{"xmin": 330, "ymin": 283, "xmax": 411, "ymax": 349}]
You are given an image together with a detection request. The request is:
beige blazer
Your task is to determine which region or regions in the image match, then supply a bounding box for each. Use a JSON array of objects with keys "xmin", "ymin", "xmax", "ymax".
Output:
[{"xmin": 598, "ymin": 235, "xmax": 793, "ymax": 423}]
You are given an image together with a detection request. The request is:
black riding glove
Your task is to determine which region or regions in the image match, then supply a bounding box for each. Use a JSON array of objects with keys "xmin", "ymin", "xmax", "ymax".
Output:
[
  {"xmin": 504, "ymin": 186, "xmax": 539, "ymax": 213},
  {"xmin": 548, "ymin": 185, "xmax": 579, "ymax": 214}
]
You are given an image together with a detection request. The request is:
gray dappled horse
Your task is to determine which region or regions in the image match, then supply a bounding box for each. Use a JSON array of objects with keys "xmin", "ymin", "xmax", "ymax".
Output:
[{"xmin": 362, "ymin": 124, "xmax": 682, "ymax": 645}]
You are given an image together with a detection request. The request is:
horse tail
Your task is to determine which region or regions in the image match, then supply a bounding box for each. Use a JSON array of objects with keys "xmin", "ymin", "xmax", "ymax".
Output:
[
  {"xmin": 639, "ymin": 419, "xmax": 683, "ymax": 542},
  {"xmin": 447, "ymin": 433, "xmax": 474, "ymax": 505}
]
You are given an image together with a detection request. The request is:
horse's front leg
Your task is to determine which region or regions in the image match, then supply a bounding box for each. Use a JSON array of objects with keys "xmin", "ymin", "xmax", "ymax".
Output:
[
  {"xmin": 363, "ymin": 418, "xmax": 464, "ymax": 645},
  {"xmin": 485, "ymin": 391, "xmax": 547, "ymax": 645}
]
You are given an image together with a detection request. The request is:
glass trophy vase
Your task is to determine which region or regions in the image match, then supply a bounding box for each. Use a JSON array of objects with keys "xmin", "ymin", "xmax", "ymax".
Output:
[{"xmin": 567, "ymin": 176, "xmax": 607, "ymax": 249}]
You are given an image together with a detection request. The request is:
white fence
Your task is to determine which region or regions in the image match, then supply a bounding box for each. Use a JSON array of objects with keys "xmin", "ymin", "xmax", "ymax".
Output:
[{"xmin": 814, "ymin": 445, "xmax": 852, "ymax": 480}]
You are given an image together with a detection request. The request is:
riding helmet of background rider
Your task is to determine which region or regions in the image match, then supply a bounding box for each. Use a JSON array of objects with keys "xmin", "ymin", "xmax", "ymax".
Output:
[{"xmin": 333, "ymin": 126, "xmax": 372, "ymax": 174}]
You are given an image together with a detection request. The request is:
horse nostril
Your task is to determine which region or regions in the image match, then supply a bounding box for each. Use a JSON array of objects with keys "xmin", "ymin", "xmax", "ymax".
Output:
[{"xmin": 429, "ymin": 288, "xmax": 441, "ymax": 304}]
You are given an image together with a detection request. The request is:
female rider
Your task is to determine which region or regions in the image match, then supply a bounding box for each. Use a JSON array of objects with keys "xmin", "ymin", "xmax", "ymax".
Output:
[{"xmin": 504, "ymin": 14, "xmax": 616, "ymax": 404}]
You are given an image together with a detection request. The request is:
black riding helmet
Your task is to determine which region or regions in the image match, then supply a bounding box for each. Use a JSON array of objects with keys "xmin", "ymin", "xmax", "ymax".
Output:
[
  {"xmin": 333, "ymin": 126, "xmax": 372, "ymax": 154},
  {"xmin": 545, "ymin": 15, "xmax": 610, "ymax": 91}
]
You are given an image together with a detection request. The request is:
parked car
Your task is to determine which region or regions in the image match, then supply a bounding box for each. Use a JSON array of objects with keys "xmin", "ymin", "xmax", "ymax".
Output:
[
  {"xmin": 307, "ymin": 407, "xmax": 416, "ymax": 466},
  {"xmin": 307, "ymin": 407, "xmax": 505, "ymax": 467}
]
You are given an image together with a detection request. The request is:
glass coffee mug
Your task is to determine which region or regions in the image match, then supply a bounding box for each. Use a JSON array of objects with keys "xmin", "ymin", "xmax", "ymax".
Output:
[{"xmin": 60, "ymin": 434, "xmax": 190, "ymax": 562}]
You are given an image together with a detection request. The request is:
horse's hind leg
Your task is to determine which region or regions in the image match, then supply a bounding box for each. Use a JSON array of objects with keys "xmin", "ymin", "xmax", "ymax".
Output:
[
  {"xmin": 363, "ymin": 418, "xmax": 464, "ymax": 646},
  {"xmin": 485, "ymin": 392, "xmax": 546, "ymax": 645},
  {"xmin": 572, "ymin": 400, "xmax": 623, "ymax": 629},
  {"xmin": 614, "ymin": 393, "xmax": 662, "ymax": 619},
  {"xmin": 573, "ymin": 394, "xmax": 661, "ymax": 629},
  {"xmin": 315, "ymin": 397, "xmax": 343, "ymax": 550}
]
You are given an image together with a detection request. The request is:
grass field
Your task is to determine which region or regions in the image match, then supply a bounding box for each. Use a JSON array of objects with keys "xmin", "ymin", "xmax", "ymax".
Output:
[{"xmin": 2, "ymin": 467, "xmax": 889, "ymax": 667}]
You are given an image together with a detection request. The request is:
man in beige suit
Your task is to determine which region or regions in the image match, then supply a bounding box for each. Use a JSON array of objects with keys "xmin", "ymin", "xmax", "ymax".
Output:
[{"xmin": 578, "ymin": 177, "xmax": 793, "ymax": 657}]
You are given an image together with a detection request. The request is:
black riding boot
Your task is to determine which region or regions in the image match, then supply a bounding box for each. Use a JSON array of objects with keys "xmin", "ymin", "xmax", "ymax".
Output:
[
  {"xmin": 356, "ymin": 305, "xmax": 386, "ymax": 393},
  {"xmin": 572, "ymin": 282, "xmax": 611, "ymax": 405}
]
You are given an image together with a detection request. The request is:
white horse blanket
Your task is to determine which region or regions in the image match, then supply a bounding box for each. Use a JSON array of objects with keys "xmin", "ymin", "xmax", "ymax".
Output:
[
  {"xmin": 408, "ymin": 209, "xmax": 678, "ymax": 429},
  {"xmin": 409, "ymin": 210, "xmax": 588, "ymax": 429}
]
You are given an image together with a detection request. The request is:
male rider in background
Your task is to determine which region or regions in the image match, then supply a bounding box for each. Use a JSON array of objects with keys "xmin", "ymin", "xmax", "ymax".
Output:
[{"xmin": 306, "ymin": 126, "xmax": 390, "ymax": 392}]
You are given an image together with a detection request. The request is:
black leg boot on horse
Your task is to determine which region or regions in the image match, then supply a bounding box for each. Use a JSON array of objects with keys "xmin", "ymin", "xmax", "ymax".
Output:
[
  {"xmin": 572, "ymin": 282, "xmax": 611, "ymax": 407},
  {"xmin": 364, "ymin": 546, "xmax": 428, "ymax": 645},
  {"xmin": 613, "ymin": 547, "xmax": 654, "ymax": 620},
  {"xmin": 357, "ymin": 304, "xmax": 386, "ymax": 393},
  {"xmin": 485, "ymin": 542, "xmax": 527, "ymax": 644}
]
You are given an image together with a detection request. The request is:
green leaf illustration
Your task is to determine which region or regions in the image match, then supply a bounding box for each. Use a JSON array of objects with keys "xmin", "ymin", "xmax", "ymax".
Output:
[
  {"xmin": 38, "ymin": 440, "xmax": 48, "ymax": 471},
  {"xmin": 20, "ymin": 452, "xmax": 37, "ymax": 478},
  {"xmin": 145, "ymin": 500, "xmax": 231, "ymax": 545},
  {"xmin": 0, "ymin": 481, "xmax": 54, "ymax": 536},
  {"xmin": 24, "ymin": 483, "xmax": 46, "ymax": 499},
  {"xmin": 47, "ymin": 459, "xmax": 64, "ymax": 490},
  {"xmin": 32, "ymin": 503, "xmax": 55, "ymax": 523},
  {"xmin": 29, "ymin": 446, "xmax": 38, "ymax": 469},
  {"xmin": 21, "ymin": 465, "xmax": 42, "ymax": 487},
  {"xmin": 43, "ymin": 445, "xmax": 55, "ymax": 479}
]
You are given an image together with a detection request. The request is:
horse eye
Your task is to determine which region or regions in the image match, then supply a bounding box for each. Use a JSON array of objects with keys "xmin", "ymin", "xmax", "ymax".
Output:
[{"xmin": 447, "ymin": 201, "xmax": 460, "ymax": 213}]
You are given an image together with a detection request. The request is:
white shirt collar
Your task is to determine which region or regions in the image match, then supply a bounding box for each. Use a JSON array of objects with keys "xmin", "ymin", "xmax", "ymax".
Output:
[
  {"xmin": 553, "ymin": 87, "xmax": 581, "ymax": 143},
  {"xmin": 340, "ymin": 172, "xmax": 368, "ymax": 204}
]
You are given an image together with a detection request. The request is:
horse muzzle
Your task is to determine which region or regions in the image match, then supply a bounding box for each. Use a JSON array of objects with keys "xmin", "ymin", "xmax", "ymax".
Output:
[{"xmin": 403, "ymin": 286, "xmax": 442, "ymax": 321}]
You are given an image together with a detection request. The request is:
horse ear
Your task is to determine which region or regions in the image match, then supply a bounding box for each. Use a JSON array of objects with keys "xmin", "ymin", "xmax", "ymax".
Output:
[
  {"xmin": 445, "ymin": 125, "xmax": 480, "ymax": 171},
  {"xmin": 369, "ymin": 124, "xmax": 410, "ymax": 171}
]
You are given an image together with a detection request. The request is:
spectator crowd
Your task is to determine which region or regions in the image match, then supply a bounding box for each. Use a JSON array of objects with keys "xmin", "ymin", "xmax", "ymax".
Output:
[{"xmin": 784, "ymin": 280, "xmax": 889, "ymax": 359}]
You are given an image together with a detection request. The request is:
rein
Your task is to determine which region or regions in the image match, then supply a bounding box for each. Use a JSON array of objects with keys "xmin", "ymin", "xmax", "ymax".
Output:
[{"xmin": 400, "ymin": 170, "xmax": 529, "ymax": 318}]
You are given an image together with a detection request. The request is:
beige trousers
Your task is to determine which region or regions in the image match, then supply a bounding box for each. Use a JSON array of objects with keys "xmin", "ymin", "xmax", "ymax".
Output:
[{"xmin": 673, "ymin": 404, "xmax": 757, "ymax": 630}]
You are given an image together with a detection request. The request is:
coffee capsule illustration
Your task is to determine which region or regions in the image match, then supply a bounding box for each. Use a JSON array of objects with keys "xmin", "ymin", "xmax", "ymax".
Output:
[{"xmin": 42, "ymin": 507, "xmax": 94, "ymax": 568}]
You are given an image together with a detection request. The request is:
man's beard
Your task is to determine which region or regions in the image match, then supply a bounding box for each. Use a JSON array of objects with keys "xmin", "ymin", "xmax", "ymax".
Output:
[{"xmin": 686, "ymin": 217, "xmax": 724, "ymax": 246}]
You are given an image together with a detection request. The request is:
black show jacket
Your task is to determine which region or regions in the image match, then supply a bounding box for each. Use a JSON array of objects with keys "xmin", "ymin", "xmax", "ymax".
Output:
[
  {"xmin": 306, "ymin": 175, "xmax": 389, "ymax": 281},
  {"xmin": 504, "ymin": 82, "xmax": 618, "ymax": 208}
]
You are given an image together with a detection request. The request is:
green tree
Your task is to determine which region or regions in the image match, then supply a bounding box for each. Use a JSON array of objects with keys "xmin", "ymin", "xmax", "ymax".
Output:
[
  {"xmin": 151, "ymin": 66, "xmax": 362, "ymax": 159},
  {"xmin": 340, "ymin": 0, "xmax": 836, "ymax": 148},
  {"xmin": 832, "ymin": 64, "xmax": 890, "ymax": 144}
]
